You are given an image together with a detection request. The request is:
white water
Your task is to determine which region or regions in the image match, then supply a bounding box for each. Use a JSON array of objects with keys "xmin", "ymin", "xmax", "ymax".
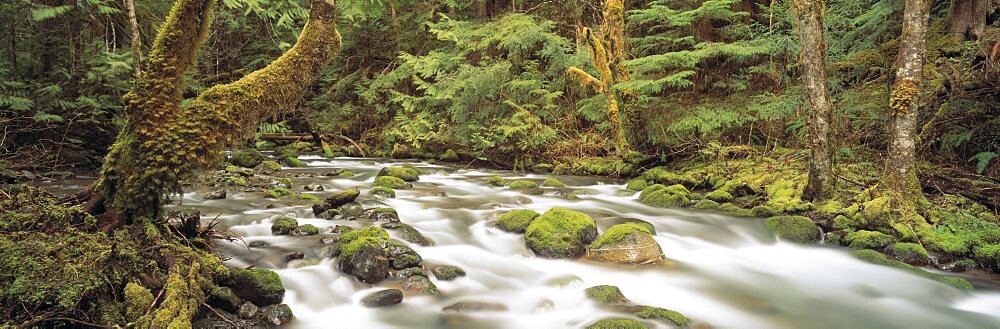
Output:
[{"xmin": 182, "ymin": 157, "xmax": 1000, "ymax": 328}]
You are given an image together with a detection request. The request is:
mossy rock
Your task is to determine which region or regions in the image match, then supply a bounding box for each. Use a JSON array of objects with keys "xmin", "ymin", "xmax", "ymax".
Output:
[
  {"xmin": 889, "ymin": 242, "xmax": 930, "ymax": 265},
  {"xmin": 718, "ymin": 203, "xmax": 753, "ymax": 216},
  {"xmin": 705, "ymin": 189, "xmax": 734, "ymax": 203},
  {"xmin": 439, "ymin": 149, "xmax": 460, "ymax": 161},
  {"xmin": 370, "ymin": 186, "xmax": 396, "ymax": 198},
  {"xmin": 844, "ymin": 230, "xmax": 895, "ymax": 249},
  {"xmin": 296, "ymin": 193, "xmax": 320, "ymax": 203},
  {"xmin": 639, "ymin": 184, "xmax": 690, "ymax": 208},
  {"xmin": 230, "ymin": 149, "xmax": 266, "ymax": 168},
  {"xmin": 496, "ymin": 209, "xmax": 540, "ymax": 233},
  {"xmin": 281, "ymin": 157, "xmax": 308, "ymax": 168},
  {"xmin": 852, "ymin": 249, "xmax": 973, "ymax": 291},
  {"xmin": 207, "ymin": 286, "xmax": 242, "ymax": 313},
  {"xmin": 374, "ymin": 176, "xmax": 410, "ymax": 189},
  {"xmin": 641, "ymin": 167, "xmax": 700, "ymax": 187},
  {"xmin": 227, "ymin": 268, "xmax": 285, "ymax": 306},
  {"xmin": 369, "ymin": 208, "xmax": 400, "ymax": 222},
  {"xmin": 524, "ymin": 208, "xmax": 598, "ymax": 258},
  {"xmin": 693, "ymin": 199, "xmax": 720, "ymax": 209},
  {"xmin": 431, "ymin": 265, "xmax": 467, "ymax": 280},
  {"xmin": 587, "ymin": 223, "xmax": 663, "ymax": 265},
  {"xmin": 508, "ymin": 180, "xmax": 539, "ymax": 189},
  {"xmin": 630, "ymin": 305, "xmax": 690, "ymax": 327},
  {"xmin": 764, "ymin": 216, "xmax": 820, "ymax": 243},
  {"xmin": 487, "ymin": 176, "xmax": 507, "ymax": 187},
  {"xmin": 254, "ymin": 160, "xmax": 281, "ymax": 174},
  {"xmin": 381, "ymin": 222, "xmax": 434, "ymax": 246},
  {"xmin": 542, "ymin": 178, "xmax": 565, "ymax": 187},
  {"xmin": 325, "ymin": 188, "xmax": 360, "ymax": 208},
  {"xmin": 585, "ymin": 285, "xmax": 629, "ymax": 305},
  {"xmin": 264, "ymin": 187, "xmax": 294, "ymax": 199},
  {"xmin": 296, "ymin": 224, "xmax": 320, "ymax": 236},
  {"xmin": 587, "ymin": 318, "xmax": 648, "ymax": 329},
  {"xmin": 271, "ymin": 216, "xmax": 298, "ymax": 235},
  {"xmin": 336, "ymin": 227, "xmax": 392, "ymax": 283},
  {"xmin": 338, "ymin": 227, "xmax": 391, "ymax": 258},
  {"xmin": 625, "ymin": 179, "xmax": 648, "ymax": 192},
  {"xmin": 225, "ymin": 165, "xmax": 255, "ymax": 177},
  {"xmin": 973, "ymin": 244, "xmax": 1000, "ymax": 272},
  {"xmin": 532, "ymin": 163, "xmax": 555, "ymax": 173},
  {"xmin": 124, "ymin": 282, "xmax": 154, "ymax": 319},
  {"xmin": 377, "ymin": 166, "xmax": 422, "ymax": 182},
  {"xmin": 224, "ymin": 176, "xmax": 248, "ymax": 187}
]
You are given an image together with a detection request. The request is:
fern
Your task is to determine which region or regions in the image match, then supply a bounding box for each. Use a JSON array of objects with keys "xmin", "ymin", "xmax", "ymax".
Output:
[{"xmin": 969, "ymin": 152, "xmax": 997, "ymax": 174}]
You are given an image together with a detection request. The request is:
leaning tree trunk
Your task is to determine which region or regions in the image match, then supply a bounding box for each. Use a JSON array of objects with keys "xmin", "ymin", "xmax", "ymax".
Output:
[
  {"xmin": 94, "ymin": 0, "xmax": 342, "ymax": 229},
  {"xmin": 882, "ymin": 0, "xmax": 930, "ymax": 221},
  {"xmin": 792, "ymin": 0, "xmax": 835, "ymax": 200}
]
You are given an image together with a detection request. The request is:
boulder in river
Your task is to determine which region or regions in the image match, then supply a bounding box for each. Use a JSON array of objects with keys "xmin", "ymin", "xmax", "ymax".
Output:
[
  {"xmin": 401, "ymin": 275, "xmax": 440, "ymax": 296},
  {"xmin": 431, "ymin": 265, "xmax": 466, "ymax": 280},
  {"xmin": 382, "ymin": 222, "xmax": 434, "ymax": 246},
  {"xmin": 290, "ymin": 224, "xmax": 319, "ymax": 236},
  {"xmin": 508, "ymin": 180, "xmax": 538, "ymax": 189},
  {"xmin": 889, "ymin": 242, "xmax": 930, "ymax": 265},
  {"xmin": 639, "ymin": 184, "xmax": 690, "ymax": 208},
  {"xmin": 369, "ymin": 207, "xmax": 400, "ymax": 222},
  {"xmin": 227, "ymin": 268, "xmax": 285, "ymax": 306},
  {"xmin": 203, "ymin": 189, "xmax": 227, "ymax": 200},
  {"xmin": 361, "ymin": 289, "xmax": 404, "ymax": 307},
  {"xmin": 586, "ymin": 318, "xmax": 648, "ymax": 329},
  {"xmin": 584, "ymin": 285, "xmax": 629, "ymax": 305},
  {"xmin": 377, "ymin": 166, "xmax": 422, "ymax": 182},
  {"xmin": 542, "ymin": 178, "xmax": 565, "ymax": 187},
  {"xmin": 586, "ymin": 223, "xmax": 663, "ymax": 265},
  {"xmin": 619, "ymin": 305, "xmax": 691, "ymax": 327},
  {"xmin": 324, "ymin": 188, "xmax": 360, "ymax": 209},
  {"xmin": 207, "ymin": 286, "xmax": 242, "ymax": 313},
  {"xmin": 374, "ymin": 175, "xmax": 411, "ymax": 189},
  {"xmin": 230, "ymin": 149, "xmax": 266, "ymax": 168},
  {"xmin": 254, "ymin": 160, "xmax": 281, "ymax": 174},
  {"xmin": 304, "ymin": 184, "xmax": 324, "ymax": 191},
  {"xmin": 844, "ymin": 230, "xmax": 895, "ymax": 249},
  {"xmin": 270, "ymin": 216, "xmax": 298, "ymax": 235},
  {"xmin": 524, "ymin": 208, "xmax": 598, "ymax": 258},
  {"xmin": 442, "ymin": 301, "xmax": 508, "ymax": 312},
  {"xmin": 336, "ymin": 227, "xmax": 391, "ymax": 283},
  {"xmin": 496, "ymin": 209, "xmax": 539, "ymax": 233},
  {"xmin": 764, "ymin": 215, "xmax": 820, "ymax": 243},
  {"xmin": 261, "ymin": 304, "xmax": 294, "ymax": 326},
  {"xmin": 370, "ymin": 186, "xmax": 396, "ymax": 198}
]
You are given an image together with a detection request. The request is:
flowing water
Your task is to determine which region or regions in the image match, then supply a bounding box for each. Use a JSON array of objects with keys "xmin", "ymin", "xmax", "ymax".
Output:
[{"xmin": 44, "ymin": 156, "xmax": 1000, "ymax": 328}]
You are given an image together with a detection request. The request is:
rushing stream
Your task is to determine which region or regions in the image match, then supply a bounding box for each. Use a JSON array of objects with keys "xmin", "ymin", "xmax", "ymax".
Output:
[{"xmin": 53, "ymin": 156, "xmax": 1000, "ymax": 328}]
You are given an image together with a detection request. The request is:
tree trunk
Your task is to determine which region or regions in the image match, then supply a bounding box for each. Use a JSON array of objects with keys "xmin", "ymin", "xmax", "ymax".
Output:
[
  {"xmin": 125, "ymin": 0, "xmax": 140, "ymax": 78},
  {"xmin": 948, "ymin": 0, "xmax": 995, "ymax": 42},
  {"xmin": 883, "ymin": 0, "xmax": 930, "ymax": 210},
  {"xmin": 94, "ymin": 0, "xmax": 342, "ymax": 225},
  {"xmin": 792, "ymin": 0, "xmax": 835, "ymax": 200}
]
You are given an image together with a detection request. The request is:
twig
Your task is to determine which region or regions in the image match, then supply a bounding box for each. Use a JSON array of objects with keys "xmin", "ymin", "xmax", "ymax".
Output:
[{"xmin": 203, "ymin": 303, "xmax": 238, "ymax": 328}]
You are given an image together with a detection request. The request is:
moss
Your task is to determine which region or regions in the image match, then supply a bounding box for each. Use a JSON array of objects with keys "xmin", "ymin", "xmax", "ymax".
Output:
[
  {"xmin": 693, "ymin": 199, "xmax": 720, "ymax": 209},
  {"xmin": 325, "ymin": 188, "xmax": 360, "ymax": 207},
  {"xmin": 584, "ymin": 285, "xmax": 628, "ymax": 304},
  {"xmin": 705, "ymin": 189, "xmax": 734, "ymax": 203},
  {"xmin": 225, "ymin": 164, "xmax": 255, "ymax": 177},
  {"xmin": 638, "ymin": 184, "xmax": 690, "ymax": 208},
  {"xmin": 370, "ymin": 186, "xmax": 396, "ymax": 198},
  {"xmin": 230, "ymin": 149, "xmax": 266, "ymax": 168},
  {"xmin": 719, "ymin": 203, "xmax": 753, "ymax": 216},
  {"xmin": 487, "ymin": 176, "xmax": 508, "ymax": 186},
  {"xmin": 297, "ymin": 193, "xmax": 320, "ymax": 203},
  {"xmin": 299, "ymin": 224, "xmax": 320, "ymax": 235},
  {"xmin": 587, "ymin": 318, "xmax": 648, "ymax": 329},
  {"xmin": 764, "ymin": 216, "xmax": 820, "ymax": 243},
  {"xmin": 844, "ymin": 230, "xmax": 896, "ymax": 249},
  {"xmin": 815, "ymin": 200, "xmax": 846, "ymax": 216},
  {"xmin": 374, "ymin": 176, "xmax": 410, "ymax": 189},
  {"xmin": 542, "ymin": 178, "xmax": 565, "ymax": 187},
  {"xmin": 378, "ymin": 166, "xmax": 422, "ymax": 182},
  {"xmin": 338, "ymin": 227, "xmax": 390, "ymax": 258},
  {"xmin": 852, "ymin": 249, "xmax": 973, "ymax": 291},
  {"xmin": 641, "ymin": 167, "xmax": 699, "ymax": 187},
  {"xmin": 369, "ymin": 207, "xmax": 399, "ymax": 221},
  {"xmin": 264, "ymin": 187, "xmax": 294, "ymax": 199},
  {"xmin": 524, "ymin": 208, "xmax": 598, "ymax": 258},
  {"xmin": 508, "ymin": 180, "xmax": 539, "ymax": 189},
  {"xmin": 634, "ymin": 305, "xmax": 690, "ymax": 327},
  {"xmin": 255, "ymin": 160, "xmax": 282, "ymax": 174},
  {"xmin": 556, "ymin": 157, "xmax": 635, "ymax": 177},
  {"xmin": 532, "ymin": 163, "xmax": 554, "ymax": 172},
  {"xmin": 124, "ymin": 282, "xmax": 154, "ymax": 320},
  {"xmin": 889, "ymin": 242, "xmax": 930, "ymax": 264},
  {"xmin": 439, "ymin": 149, "xmax": 460, "ymax": 161},
  {"xmin": 338, "ymin": 170, "xmax": 357, "ymax": 177},
  {"xmin": 833, "ymin": 215, "xmax": 864, "ymax": 230},
  {"xmin": 224, "ymin": 176, "xmax": 247, "ymax": 187},
  {"xmin": 282, "ymin": 157, "xmax": 308, "ymax": 168},
  {"xmin": 626, "ymin": 179, "xmax": 648, "ymax": 191},
  {"xmin": 274, "ymin": 177, "xmax": 293, "ymax": 189},
  {"xmin": 496, "ymin": 209, "xmax": 540, "ymax": 233},
  {"xmin": 271, "ymin": 216, "xmax": 298, "ymax": 235},
  {"xmin": 590, "ymin": 223, "xmax": 653, "ymax": 249},
  {"xmin": 973, "ymin": 244, "xmax": 1000, "ymax": 272},
  {"xmin": 227, "ymin": 268, "xmax": 285, "ymax": 306}
]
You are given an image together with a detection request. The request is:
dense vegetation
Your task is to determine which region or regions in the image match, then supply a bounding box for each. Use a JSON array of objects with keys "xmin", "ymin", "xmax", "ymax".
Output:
[{"xmin": 0, "ymin": 0, "xmax": 998, "ymax": 327}]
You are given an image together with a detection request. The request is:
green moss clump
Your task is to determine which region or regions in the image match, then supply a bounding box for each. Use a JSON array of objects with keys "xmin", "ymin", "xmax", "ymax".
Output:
[
  {"xmin": 889, "ymin": 242, "xmax": 930, "ymax": 264},
  {"xmin": 524, "ymin": 208, "xmax": 598, "ymax": 258},
  {"xmin": 844, "ymin": 230, "xmax": 895, "ymax": 249},
  {"xmin": 556, "ymin": 157, "xmax": 635, "ymax": 176},
  {"xmin": 626, "ymin": 179, "xmax": 648, "ymax": 191},
  {"xmin": 590, "ymin": 223, "xmax": 653, "ymax": 249},
  {"xmin": 641, "ymin": 167, "xmax": 699, "ymax": 187},
  {"xmin": 496, "ymin": 209, "xmax": 540, "ymax": 233},
  {"xmin": 705, "ymin": 189, "xmax": 734, "ymax": 202},
  {"xmin": 639, "ymin": 184, "xmax": 690, "ymax": 208},
  {"xmin": 584, "ymin": 285, "xmax": 629, "ymax": 304},
  {"xmin": 255, "ymin": 160, "xmax": 282, "ymax": 174},
  {"xmin": 532, "ymin": 163, "xmax": 554, "ymax": 172},
  {"xmin": 587, "ymin": 318, "xmax": 648, "ymax": 329},
  {"xmin": 374, "ymin": 176, "xmax": 410, "ymax": 189},
  {"xmin": 764, "ymin": 216, "xmax": 820, "ymax": 243},
  {"xmin": 227, "ymin": 268, "xmax": 285, "ymax": 306},
  {"xmin": 338, "ymin": 170, "xmax": 357, "ymax": 177},
  {"xmin": 973, "ymin": 244, "xmax": 1000, "ymax": 272},
  {"xmin": 124, "ymin": 282, "xmax": 154, "ymax": 320},
  {"xmin": 230, "ymin": 149, "xmax": 266, "ymax": 168},
  {"xmin": 852, "ymin": 249, "xmax": 973, "ymax": 291},
  {"xmin": 264, "ymin": 187, "xmax": 294, "ymax": 199},
  {"xmin": 325, "ymin": 188, "xmax": 360, "ymax": 208},
  {"xmin": 815, "ymin": 200, "xmax": 846, "ymax": 216},
  {"xmin": 370, "ymin": 186, "xmax": 396, "ymax": 198},
  {"xmin": 297, "ymin": 193, "xmax": 320, "ymax": 203},
  {"xmin": 271, "ymin": 216, "xmax": 298, "ymax": 235},
  {"xmin": 693, "ymin": 199, "xmax": 720, "ymax": 209},
  {"xmin": 542, "ymin": 178, "xmax": 566, "ymax": 187},
  {"xmin": 487, "ymin": 176, "xmax": 507, "ymax": 186},
  {"xmin": 275, "ymin": 145, "xmax": 300, "ymax": 159},
  {"xmin": 282, "ymin": 157, "xmax": 308, "ymax": 168},
  {"xmin": 378, "ymin": 166, "xmax": 422, "ymax": 182},
  {"xmin": 338, "ymin": 227, "xmax": 390, "ymax": 257},
  {"xmin": 439, "ymin": 149, "xmax": 460, "ymax": 161},
  {"xmin": 299, "ymin": 224, "xmax": 320, "ymax": 235},
  {"xmin": 508, "ymin": 180, "xmax": 539, "ymax": 189},
  {"xmin": 719, "ymin": 203, "xmax": 753, "ymax": 216},
  {"xmin": 634, "ymin": 305, "xmax": 690, "ymax": 327}
]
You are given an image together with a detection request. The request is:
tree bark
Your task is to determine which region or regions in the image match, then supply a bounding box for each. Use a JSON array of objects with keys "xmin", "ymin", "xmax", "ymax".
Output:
[
  {"xmin": 792, "ymin": 0, "xmax": 835, "ymax": 200},
  {"xmin": 883, "ymin": 0, "xmax": 930, "ymax": 208},
  {"xmin": 125, "ymin": 0, "xmax": 141, "ymax": 78},
  {"xmin": 95, "ymin": 0, "xmax": 342, "ymax": 223},
  {"xmin": 948, "ymin": 0, "xmax": 995, "ymax": 42}
]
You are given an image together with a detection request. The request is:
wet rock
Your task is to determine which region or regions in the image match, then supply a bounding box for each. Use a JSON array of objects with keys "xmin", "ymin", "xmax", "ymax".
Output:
[
  {"xmin": 192, "ymin": 309, "xmax": 261, "ymax": 329},
  {"xmin": 382, "ymin": 222, "xmax": 434, "ymax": 246},
  {"xmin": 338, "ymin": 243, "xmax": 390, "ymax": 284},
  {"xmin": 487, "ymin": 176, "xmax": 507, "ymax": 187},
  {"xmin": 254, "ymin": 161, "xmax": 281, "ymax": 175},
  {"xmin": 374, "ymin": 176, "xmax": 411, "ymax": 189},
  {"xmin": 248, "ymin": 240, "xmax": 269, "ymax": 248},
  {"xmin": 207, "ymin": 286, "xmax": 242, "ymax": 313},
  {"xmin": 237, "ymin": 302, "xmax": 259, "ymax": 319},
  {"xmin": 542, "ymin": 178, "xmax": 565, "ymax": 187},
  {"xmin": 203, "ymin": 189, "xmax": 227, "ymax": 200},
  {"xmin": 318, "ymin": 208, "xmax": 340, "ymax": 220},
  {"xmin": 322, "ymin": 169, "xmax": 345, "ymax": 176},
  {"xmin": 431, "ymin": 265, "xmax": 466, "ymax": 280},
  {"xmin": 270, "ymin": 216, "xmax": 298, "ymax": 235},
  {"xmin": 496, "ymin": 209, "xmax": 540, "ymax": 233},
  {"xmin": 524, "ymin": 208, "xmax": 598, "ymax": 258},
  {"xmin": 325, "ymin": 188, "xmax": 360, "ymax": 208},
  {"xmin": 401, "ymin": 275, "xmax": 439, "ymax": 296},
  {"xmin": 288, "ymin": 259, "xmax": 321, "ymax": 269},
  {"xmin": 764, "ymin": 215, "xmax": 820, "ymax": 244},
  {"xmin": 619, "ymin": 305, "xmax": 691, "ymax": 327},
  {"xmin": 261, "ymin": 304, "xmax": 294, "ymax": 326},
  {"xmin": 290, "ymin": 224, "xmax": 319, "ymax": 236},
  {"xmin": 285, "ymin": 251, "xmax": 305, "ymax": 261},
  {"xmin": 508, "ymin": 180, "xmax": 538, "ymax": 189},
  {"xmin": 639, "ymin": 184, "xmax": 690, "ymax": 208},
  {"xmin": 393, "ymin": 253, "xmax": 422, "ymax": 270},
  {"xmin": 606, "ymin": 218, "xmax": 656, "ymax": 234},
  {"xmin": 392, "ymin": 267, "xmax": 428, "ymax": 279},
  {"xmin": 332, "ymin": 225, "xmax": 354, "ymax": 235},
  {"xmin": 361, "ymin": 289, "xmax": 404, "ymax": 307},
  {"xmin": 889, "ymin": 242, "xmax": 930, "ymax": 265},
  {"xmin": 339, "ymin": 202, "xmax": 365, "ymax": 217},
  {"xmin": 377, "ymin": 166, "xmax": 422, "ymax": 182},
  {"xmin": 442, "ymin": 301, "xmax": 508, "ymax": 312},
  {"xmin": 231, "ymin": 149, "xmax": 266, "ymax": 168},
  {"xmin": 586, "ymin": 223, "xmax": 663, "ymax": 265},
  {"xmin": 585, "ymin": 285, "xmax": 628, "ymax": 305},
  {"xmin": 304, "ymin": 184, "xmax": 324, "ymax": 191},
  {"xmin": 370, "ymin": 186, "xmax": 396, "ymax": 198},
  {"xmin": 586, "ymin": 318, "xmax": 648, "ymax": 329},
  {"xmin": 845, "ymin": 230, "xmax": 895, "ymax": 249},
  {"xmin": 370, "ymin": 208, "xmax": 400, "ymax": 222},
  {"xmin": 227, "ymin": 268, "xmax": 285, "ymax": 306}
]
